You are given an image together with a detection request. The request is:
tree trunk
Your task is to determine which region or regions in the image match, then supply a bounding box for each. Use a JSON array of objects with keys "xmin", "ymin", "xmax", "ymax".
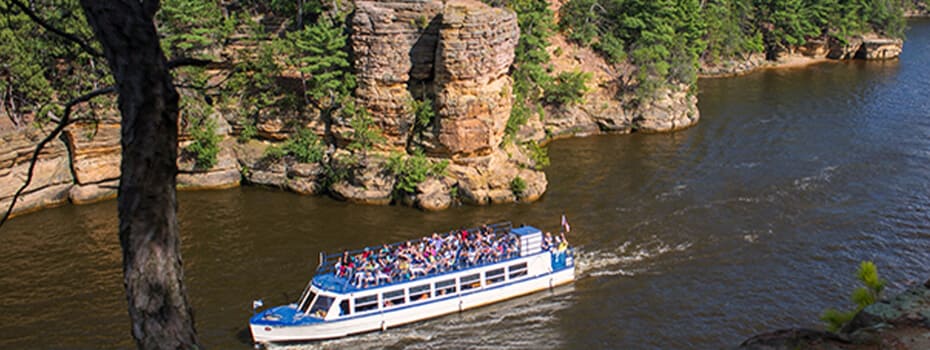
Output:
[{"xmin": 79, "ymin": 1, "xmax": 201, "ymax": 349}]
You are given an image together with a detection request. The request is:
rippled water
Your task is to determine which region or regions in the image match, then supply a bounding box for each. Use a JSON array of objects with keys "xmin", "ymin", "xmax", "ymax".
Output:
[{"xmin": 1, "ymin": 20, "xmax": 929, "ymax": 350}]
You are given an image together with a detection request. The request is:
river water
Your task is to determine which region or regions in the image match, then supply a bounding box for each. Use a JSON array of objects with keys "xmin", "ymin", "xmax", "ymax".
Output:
[{"xmin": 2, "ymin": 20, "xmax": 929, "ymax": 350}]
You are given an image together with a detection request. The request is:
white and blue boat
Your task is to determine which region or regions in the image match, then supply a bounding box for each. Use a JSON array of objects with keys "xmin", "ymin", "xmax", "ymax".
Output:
[{"xmin": 249, "ymin": 222, "xmax": 575, "ymax": 345}]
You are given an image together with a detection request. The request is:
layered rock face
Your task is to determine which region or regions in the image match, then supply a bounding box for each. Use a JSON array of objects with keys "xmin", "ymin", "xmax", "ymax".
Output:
[
  {"xmin": 342, "ymin": 0, "xmax": 542, "ymax": 209},
  {"xmin": 429, "ymin": 0, "xmax": 517, "ymax": 159},
  {"xmin": 351, "ymin": 0, "xmax": 443, "ymax": 148},
  {"xmin": 0, "ymin": 115, "xmax": 240, "ymax": 218},
  {"xmin": 0, "ymin": 129, "xmax": 73, "ymax": 216}
]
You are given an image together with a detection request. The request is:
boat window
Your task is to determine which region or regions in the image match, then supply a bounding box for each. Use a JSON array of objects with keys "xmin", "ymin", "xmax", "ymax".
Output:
[
  {"xmin": 308, "ymin": 295, "xmax": 334, "ymax": 318},
  {"xmin": 435, "ymin": 279, "xmax": 456, "ymax": 296},
  {"xmin": 339, "ymin": 299, "xmax": 350, "ymax": 316},
  {"xmin": 383, "ymin": 290, "xmax": 406, "ymax": 308},
  {"xmin": 485, "ymin": 268, "xmax": 505, "ymax": 285},
  {"xmin": 354, "ymin": 295, "xmax": 378, "ymax": 313},
  {"xmin": 298, "ymin": 291, "xmax": 317, "ymax": 313},
  {"xmin": 508, "ymin": 262, "xmax": 528, "ymax": 279},
  {"xmin": 460, "ymin": 273, "xmax": 481, "ymax": 291},
  {"xmin": 409, "ymin": 284, "xmax": 431, "ymax": 302}
]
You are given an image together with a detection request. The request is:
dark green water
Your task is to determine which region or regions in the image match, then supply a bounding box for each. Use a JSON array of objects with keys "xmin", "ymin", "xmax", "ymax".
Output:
[{"xmin": 2, "ymin": 20, "xmax": 929, "ymax": 349}]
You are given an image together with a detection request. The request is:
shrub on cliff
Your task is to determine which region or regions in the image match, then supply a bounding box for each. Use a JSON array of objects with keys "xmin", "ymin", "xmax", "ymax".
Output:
[
  {"xmin": 345, "ymin": 102, "xmax": 385, "ymax": 152},
  {"xmin": 544, "ymin": 71, "xmax": 592, "ymax": 106},
  {"xmin": 185, "ymin": 116, "xmax": 222, "ymax": 169},
  {"xmin": 386, "ymin": 150, "xmax": 449, "ymax": 196},
  {"xmin": 820, "ymin": 260, "xmax": 885, "ymax": 332},
  {"xmin": 523, "ymin": 140, "xmax": 550, "ymax": 169},
  {"xmin": 511, "ymin": 176, "xmax": 527, "ymax": 196}
]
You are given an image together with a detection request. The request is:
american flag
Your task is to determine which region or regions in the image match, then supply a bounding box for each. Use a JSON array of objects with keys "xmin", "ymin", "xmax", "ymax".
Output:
[{"xmin": 561, "ymin": 214, "xmax": 571, "ymax": 233}]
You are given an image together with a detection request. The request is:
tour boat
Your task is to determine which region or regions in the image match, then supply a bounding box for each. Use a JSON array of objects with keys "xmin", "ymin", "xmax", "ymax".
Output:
[{"xmin": 249, "ymin": 222, "xmax": 575, "ymax": 345}]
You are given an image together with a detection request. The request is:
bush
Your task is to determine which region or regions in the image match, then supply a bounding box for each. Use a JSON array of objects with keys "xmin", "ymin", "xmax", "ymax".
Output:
[
  {"xmin": 409, "ymin": 97, "xmax": 435, "ymax": 129},
  {"xmin": 284, "ymin": 128, "xmax": 325, "ymax": 163},
  {"xmin": 263, "ymin": 144, "xmax": 286, "ymax": 160},
  {"xmin": 344, "ymin": 101, "xmax": 385, "ymax": 152},
  {"xmin": 185, "ymin": 116, "xmax": 222, "ymax": 169},
  {"xmin": 544, "ymin": 71, "xmax": 591, "ymax": 106},
  {"xmin": 524, "ymin": 140, "xmax": 550, "ymax": 169},
  {"xmin": 386, "ymin": 150, "xmax": 449, "ymax": 195},
  {"xmin": 237, "ymin": 117, "xmax": 258, "ymax": 143},
  {"xmin": 820, "ymin": 261, "xmax": 885, "ymax": 332},
  {"xmin": 511, "ymin": 176, "xmax": 527, "ymax": 196}
]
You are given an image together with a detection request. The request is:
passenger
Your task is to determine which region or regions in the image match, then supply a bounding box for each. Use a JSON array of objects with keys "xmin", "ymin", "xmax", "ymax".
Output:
[{"xmin": 542, "ymin": 232, "xmax": 553, "ymax": 251}]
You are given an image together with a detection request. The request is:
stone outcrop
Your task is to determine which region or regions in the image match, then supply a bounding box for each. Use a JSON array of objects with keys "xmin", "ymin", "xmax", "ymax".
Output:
[
  {"xmin": 62, "ymin": 122, "xmax": 121, "ymax": 203},
  {"xmin": 633, "ymin": 84, "xmax": 700, "ymax": 133},
  {"xmin": 0, "ymin": 128, "xmax": 73, "ymax": 216},
  {"xmin": 350, "ymin": 0, "xmax": 444, "ymax": 148},
  {"xmin": 737, "ymin": 279, "xmax": 930, "ymax": 350},
  {"xmin": 428, "ymin": 0, "xmax": 517, "ymax": 159},
  {"xmin": 347, "ymin": 0, "xmax": 546, "ymax": 207}
]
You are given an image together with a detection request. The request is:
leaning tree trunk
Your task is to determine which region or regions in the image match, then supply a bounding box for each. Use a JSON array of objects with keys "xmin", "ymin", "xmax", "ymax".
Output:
[{"xmin": 79, "ymin": 1, "xmax": 200, "ymax": 349}]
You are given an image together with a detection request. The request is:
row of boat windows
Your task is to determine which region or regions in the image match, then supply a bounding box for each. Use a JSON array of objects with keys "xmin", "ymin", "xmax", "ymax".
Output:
[{"xmin": 341, "ymin": 262, "xmax": 529, "ymax": 315}]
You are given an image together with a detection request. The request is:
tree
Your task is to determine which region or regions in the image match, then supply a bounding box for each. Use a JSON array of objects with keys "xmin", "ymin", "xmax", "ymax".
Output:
[
  {"xmin": 820, "ymin": 260, "xmax": 885, "ymax": 332},
  {"xmin": 79, "ymin": 1, "xmax": 200, "ymax": 348}
]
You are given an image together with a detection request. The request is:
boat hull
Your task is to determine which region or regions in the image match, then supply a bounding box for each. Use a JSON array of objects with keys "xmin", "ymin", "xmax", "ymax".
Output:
[{"xmin": 250, "ymin": 266, "xmax": 574, "ymax": 343}]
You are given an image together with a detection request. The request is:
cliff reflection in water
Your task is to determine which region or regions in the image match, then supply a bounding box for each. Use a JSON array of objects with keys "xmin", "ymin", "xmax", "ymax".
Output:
[{"xmin": 0, "ymin": 19, "xmax": 929, "ymax": 350}]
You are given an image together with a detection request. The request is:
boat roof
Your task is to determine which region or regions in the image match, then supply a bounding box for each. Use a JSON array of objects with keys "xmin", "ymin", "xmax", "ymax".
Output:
[
  {"xmin": 310, "ymin": 222, "xmax": 535, "ymax": 294},
  {"xmin": 510, "ymin": 226, "xmax": 541, "ymax": 237}
]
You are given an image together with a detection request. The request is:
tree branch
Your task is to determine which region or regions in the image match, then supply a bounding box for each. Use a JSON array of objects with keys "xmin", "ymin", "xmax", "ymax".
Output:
[
  {"xmin": 0, "ymin": 86, "xmax": 115, "ymax": 229},
  {"xmin": 7, "ymin": 0, "xmax": 104, "ymax": 57}
]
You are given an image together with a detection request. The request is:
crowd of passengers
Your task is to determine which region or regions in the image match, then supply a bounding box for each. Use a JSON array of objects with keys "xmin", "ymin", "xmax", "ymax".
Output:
[{"xmin": 334, "ymin": 225, "xmax": 523, "ymax": 289}]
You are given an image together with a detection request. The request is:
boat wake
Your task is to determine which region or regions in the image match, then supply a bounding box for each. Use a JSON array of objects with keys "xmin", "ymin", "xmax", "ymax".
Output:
[{"xmin": 574, "ymin": 238, "xmax": 693, "ymax": 279}]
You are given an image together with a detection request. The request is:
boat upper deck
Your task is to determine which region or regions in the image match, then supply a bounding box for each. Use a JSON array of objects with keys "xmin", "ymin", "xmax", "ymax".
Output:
[{"xmin": 311, "ymin": 222, "xmax": 549, "ymax": 293}]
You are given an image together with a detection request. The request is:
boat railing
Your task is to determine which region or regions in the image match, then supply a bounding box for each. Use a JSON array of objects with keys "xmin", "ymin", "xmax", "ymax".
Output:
[{"xmin": 315, "ymin": 222, "xmax": 514, "ymax": 277}]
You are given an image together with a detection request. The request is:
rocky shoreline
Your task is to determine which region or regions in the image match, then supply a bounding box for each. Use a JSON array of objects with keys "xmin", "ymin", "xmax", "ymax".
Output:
[
  {"xmin": 737, "ymin": 278, "xmax": 930, "ymax": 350},
  {"xmin": 0, "ymin": 0, "xmax": 909, "ymax": 218},
  {"xmin": 700, "ymin": 33, "xmax": 904, "ymax": 78}
]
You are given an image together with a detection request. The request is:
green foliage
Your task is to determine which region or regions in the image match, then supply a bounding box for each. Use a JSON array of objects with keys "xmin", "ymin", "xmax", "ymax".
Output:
[
  {"xmin": 409, "ymin": 97, "xmax": 436, "ymax": 128},
  {"xmin": 506, "ymin": 0, "xmax": 555, "ymax": 137},
  {"xmin": 261, "ymin": 128, "xmax": 325, "ymax": 163},
  {"xmin": 560, "ymin": 0, "xmax": 707, "ymax": 99},
  {"xmin": 510, "ymin": 176, "xmax": 527, "ymax": 196},
  {"xmin": 284, "ymin": 13, "xmax": 355, "ymax": 111},
  {"xmin": 523, "ymin": 141, "xmax": 550, "ymax": 169},
  {"xmin": 559, "ymin": 0, "xmax": 907, "ymax": 98},
  {"xmin": 223, "ymin": 35, "xmax": 287, "ymax": 119},
  {"xmin": 157, "ymin": 0, "xmax": 233, "ymax": 59},
  {"xmin": 284, "ymin": 128, "xmax": 326, "ymax": 163},
  {"xmin": 820, "ymin": 261, "xmax": 886, "ymax": 332},
  {"xmin": 185, "ymin": 116, "xmax": 222, "ymax": 169},
  {"xmin": 344, "ymin": 102, "xmax": 385, "ymax": 152},
  {"xmin": 263, "ymin": 145, "xmax": 286, "ymax": 160},
  {"xmin": 0, "ymin": 0, "xmax": 109, "ymax": 126},
  {"xmin": 544, "ymin": 71, "xmax": 591, "ymax": 106},
  {"xmin": 386, "ymin": 150, "xmax": 449, "ymax": 195},
  {"xmin": 237, "ymin": 117, "xmax": 258, "ymax": 143},
  {"xmin": 702, "ymin": 0, "xmax": 765, "ymax": 63}
]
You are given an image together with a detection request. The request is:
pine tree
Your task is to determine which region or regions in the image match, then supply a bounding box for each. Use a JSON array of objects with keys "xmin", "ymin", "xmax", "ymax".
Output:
[{"xmin": 286, "ymin": 14, "xmax": 355, "ymax": 111}]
